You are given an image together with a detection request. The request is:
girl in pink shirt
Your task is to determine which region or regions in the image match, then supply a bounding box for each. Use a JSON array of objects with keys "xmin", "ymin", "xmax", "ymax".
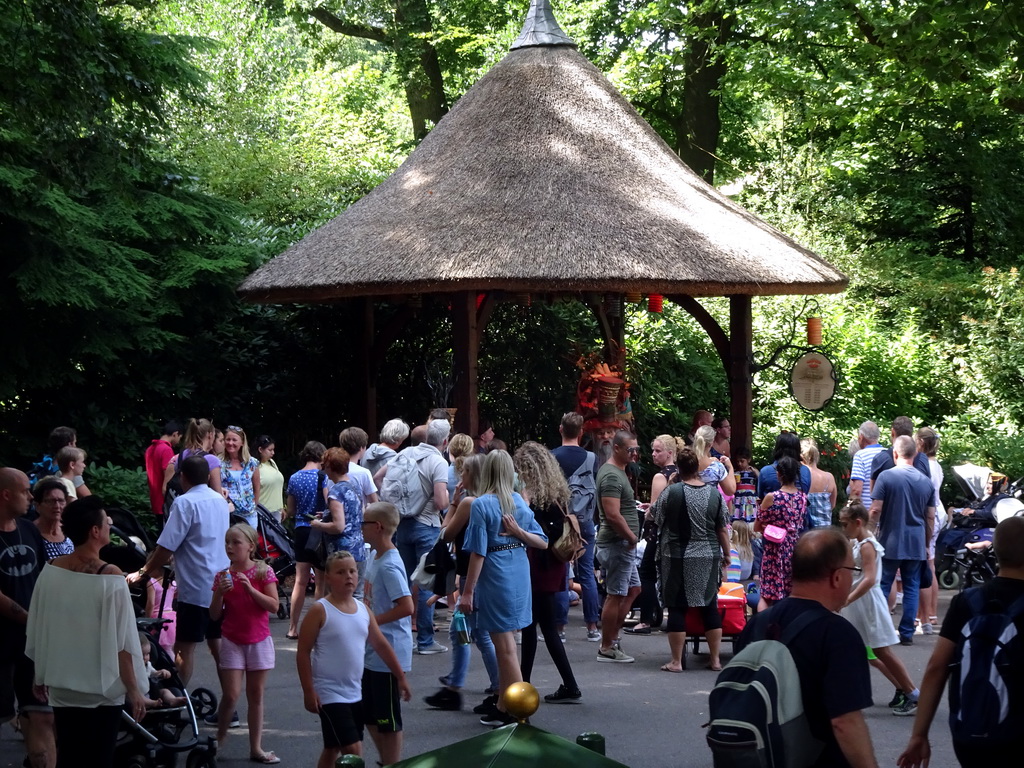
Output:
[{"xmin": 210, "ymin": 523, "xmax": 280, "ymax": 763}]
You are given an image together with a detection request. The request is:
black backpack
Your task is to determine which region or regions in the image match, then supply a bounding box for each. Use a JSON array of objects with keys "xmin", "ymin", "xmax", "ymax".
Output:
[{"xmin": 948, "ymin": 588, "xmax": 1024, "ymax": 747}]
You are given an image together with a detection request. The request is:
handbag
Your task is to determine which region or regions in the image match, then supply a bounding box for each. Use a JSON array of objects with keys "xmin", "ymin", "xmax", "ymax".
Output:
[
  {"xmin": 763, "ymin": 524, "xmax": 787, "ymax": 543},
  {"xmin": 424, "ymin": 532, "xmax": 455, "ymax": 575}
]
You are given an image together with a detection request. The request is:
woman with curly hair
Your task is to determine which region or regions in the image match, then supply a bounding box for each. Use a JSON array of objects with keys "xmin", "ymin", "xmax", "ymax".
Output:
[{"xmin": 514, "ymin": 442, "xmax": 581, "ymax": 703}]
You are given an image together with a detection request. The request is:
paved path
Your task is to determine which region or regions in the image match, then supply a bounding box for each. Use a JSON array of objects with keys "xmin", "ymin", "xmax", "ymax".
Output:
[{"xmin": 0, "ymin": 595, "xmax": 955, "ymax": 767}]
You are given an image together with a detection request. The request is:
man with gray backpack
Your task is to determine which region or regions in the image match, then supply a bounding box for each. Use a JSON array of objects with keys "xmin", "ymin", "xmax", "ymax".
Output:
[
  {"xmin": 376, "ymin": 418, "xmax": 451, "ymax": 655},
  {"xmin": 707, "ymin": 528, "xmax": 878, "ymax": 768},
  {"xmin": 551, "ymin": 412, "xmax": 601, "ymax": 641},
  {"xmin": 898, "ymin": 516, "xmax": 1024, "ymax": 768}
]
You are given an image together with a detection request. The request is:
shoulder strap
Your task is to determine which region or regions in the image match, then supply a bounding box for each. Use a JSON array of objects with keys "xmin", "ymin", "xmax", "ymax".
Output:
[{"xmin": 749, "ymin": 604, "xmax": 819, "ymax": 645}]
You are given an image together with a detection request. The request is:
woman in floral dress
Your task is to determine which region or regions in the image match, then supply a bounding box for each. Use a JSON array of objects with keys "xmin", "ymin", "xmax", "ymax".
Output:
[{"xmin": 755, "ymin": 456, "xmax": 807, "ymax": 610}]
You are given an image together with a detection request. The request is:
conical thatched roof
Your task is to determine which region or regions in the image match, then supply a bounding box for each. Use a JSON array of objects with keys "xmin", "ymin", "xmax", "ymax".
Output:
[{"xmin": 238, "ymin": 1, "xmax": 846, "ymax": 303}]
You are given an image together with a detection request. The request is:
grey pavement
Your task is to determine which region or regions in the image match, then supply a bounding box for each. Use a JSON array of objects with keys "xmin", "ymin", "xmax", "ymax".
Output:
[{"xmin": 0, "ymin": 593, "xmax": 956, "ymax": 767}]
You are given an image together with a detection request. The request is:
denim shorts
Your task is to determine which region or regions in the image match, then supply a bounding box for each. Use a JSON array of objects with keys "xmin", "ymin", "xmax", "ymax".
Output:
[{"xmin": 597, "ymin": 540, "xmax": 640, "ymax": 596}]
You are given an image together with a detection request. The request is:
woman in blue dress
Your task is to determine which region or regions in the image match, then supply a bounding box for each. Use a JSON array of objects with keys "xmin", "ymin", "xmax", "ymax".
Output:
[{"xmin": 459, "ymin": 450, "xmax": 547, "ymax": 726}]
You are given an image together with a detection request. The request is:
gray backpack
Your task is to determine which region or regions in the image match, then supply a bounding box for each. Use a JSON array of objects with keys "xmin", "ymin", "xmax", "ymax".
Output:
[
  {"xmin": 566, "ymin": 452, "xmax": 597, "ymax": 523},
  {"xmin": 706, "ymin": 611, "xmax": 822, "ymax": 767},
  {"xmin": 380, "ymin": 447, "xmax": 433, "ymax": 519}
]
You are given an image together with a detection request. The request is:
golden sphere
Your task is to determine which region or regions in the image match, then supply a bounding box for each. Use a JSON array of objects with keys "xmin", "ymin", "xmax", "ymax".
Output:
[{"xmin": 502, "ymin": 682, "xmax": 540, "ymax": 720}]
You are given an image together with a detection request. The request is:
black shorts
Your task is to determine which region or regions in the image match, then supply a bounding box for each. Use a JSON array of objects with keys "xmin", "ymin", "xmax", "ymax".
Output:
[
  {"xmin": 175, "ymin": 602, "xmax": 222, "ymax": 644},
  {"xmin": 0, "ymin": 653, "xmax": 51, "ymax": 721},
  {"xmin": 293, "ymin": 527, "xmax": 321, "ymax": 567},
  {"xmin": 361, "ymin": 669, "xmax": 402, "ymax": 733},
  {"xmin": 318, "ymin": 702, "xmax": 364, "ymax": 749}
]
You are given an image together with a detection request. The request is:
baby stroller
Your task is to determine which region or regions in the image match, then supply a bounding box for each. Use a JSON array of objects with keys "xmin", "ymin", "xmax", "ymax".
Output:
[
  {"xmin": 113, "ymin": 616, "xmax": 218, "ymax": 768},
  {"xmin": 935, "ymin": 464, "xmax": 1024, "ymax": 589},
  {"xmin": 231, "ymin": 504, "xmax": 295, "ymax": 619}
]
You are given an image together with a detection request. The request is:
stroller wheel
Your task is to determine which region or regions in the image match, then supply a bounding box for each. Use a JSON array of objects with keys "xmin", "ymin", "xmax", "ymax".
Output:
[
  {"xmin": 937, "ymin": 569, "xmax": 961, "ymax": 591},
  {"xmin": 186, "ymin": 747, "xmax": 217, "ymax": 768},
  {"xmin": 190, "ymin": 687, "xmax": 218, "ymax": 718},
  {"xmin": 123, "ymin": 756, "xmax": 148, "ymax": 768},
  {"xmin": 276, "ymin": 604, "xmax": 289, "ymax": 621}
]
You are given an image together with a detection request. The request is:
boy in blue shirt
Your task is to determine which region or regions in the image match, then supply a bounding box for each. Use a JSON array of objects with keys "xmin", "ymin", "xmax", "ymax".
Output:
[{"xmin": 361, "ymin": 502, "xmax": 414, "ymax": 765}]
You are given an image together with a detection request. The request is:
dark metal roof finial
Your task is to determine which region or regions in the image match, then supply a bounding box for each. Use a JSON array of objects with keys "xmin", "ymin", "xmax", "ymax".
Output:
[{"xmin": 510, "ymin": 0, "xmax": 577, "ymax": 50}]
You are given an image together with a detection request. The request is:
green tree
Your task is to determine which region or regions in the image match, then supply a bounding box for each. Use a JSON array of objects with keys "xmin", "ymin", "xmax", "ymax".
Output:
[{"xmin": 0, "ymin": 0, "xmax": 255, "ymax": 397}]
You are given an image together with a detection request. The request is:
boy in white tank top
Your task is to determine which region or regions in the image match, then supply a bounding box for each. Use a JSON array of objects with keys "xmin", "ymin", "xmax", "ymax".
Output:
[{"xmin": 296, "ymin": 551, "xmax": 412, "ymax": 768}]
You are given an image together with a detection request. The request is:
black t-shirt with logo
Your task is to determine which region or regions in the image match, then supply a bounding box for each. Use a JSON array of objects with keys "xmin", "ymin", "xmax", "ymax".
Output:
[{"xmin": 0, "ymin": 518, "xmax": 47, "ymax": 656}]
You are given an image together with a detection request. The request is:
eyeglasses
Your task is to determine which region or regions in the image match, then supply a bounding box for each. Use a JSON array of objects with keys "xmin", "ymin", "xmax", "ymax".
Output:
[
  {"xmin": 226, "ymin": 425, "xmax": 243, "ymax": 433},
  {"xmin": 626, "ymin": 447, "xmax": 640, "ymax": 455},
  {"xmin": 834, "ymin": 565, "xmax": 862, "ymax": 573}
]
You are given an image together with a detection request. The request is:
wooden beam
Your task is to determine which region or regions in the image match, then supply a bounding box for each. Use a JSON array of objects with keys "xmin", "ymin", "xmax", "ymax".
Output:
[
  {"xmin": 728, "ymin": 295, "xmax": 754, "ymax": 455},
  {"xmin": 452, "ymin": 291, "xmax": 480, "ymax": 438},
  {"xmin": 667, "ymin": 294, "xmax": 730, "ymax": 367},
  {"xmin": 356, "ymin": 297, "xmax": 377, "ymax": 432}
]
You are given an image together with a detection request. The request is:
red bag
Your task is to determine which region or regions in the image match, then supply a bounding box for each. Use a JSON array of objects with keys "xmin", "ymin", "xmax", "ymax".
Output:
[{"xmin": 685, "ymin": 594, "xmax": 747, "ymax": 638}]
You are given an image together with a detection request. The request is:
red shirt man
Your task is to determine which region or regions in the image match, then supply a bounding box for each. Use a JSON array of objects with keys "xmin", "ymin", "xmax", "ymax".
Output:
[{"xmin": 145, "ymin": 421, "xmax": 182, "ymax": 517}]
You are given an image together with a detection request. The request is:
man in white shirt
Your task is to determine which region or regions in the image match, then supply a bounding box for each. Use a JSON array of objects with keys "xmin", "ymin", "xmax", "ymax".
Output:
[{"xmin": 129, "ymin": 456, "xmax": 230, "ymax": 685}]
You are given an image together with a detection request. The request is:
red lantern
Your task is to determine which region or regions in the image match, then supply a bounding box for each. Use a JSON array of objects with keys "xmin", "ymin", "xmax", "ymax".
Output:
[{"xmin": 648, "ymin": 294, "xmax": 663, "ymax": 313}]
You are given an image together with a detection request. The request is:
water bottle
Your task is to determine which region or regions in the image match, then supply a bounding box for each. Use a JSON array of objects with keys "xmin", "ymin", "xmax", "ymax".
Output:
[{"xmin": 451, "ymin": 609, "xmax": 471, "ymax": 645}]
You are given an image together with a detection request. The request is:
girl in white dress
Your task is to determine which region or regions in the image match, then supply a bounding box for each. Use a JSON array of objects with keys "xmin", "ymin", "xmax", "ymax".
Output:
[{"xmin": 839, "ymin": 501, "xmax": 920, "ymax": 715}]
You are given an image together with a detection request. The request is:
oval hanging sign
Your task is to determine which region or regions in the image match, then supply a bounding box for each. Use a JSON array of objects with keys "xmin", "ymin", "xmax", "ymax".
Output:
[{"xmin": 789, "ymin": 351, "xmax": 837, "ymax": 412}]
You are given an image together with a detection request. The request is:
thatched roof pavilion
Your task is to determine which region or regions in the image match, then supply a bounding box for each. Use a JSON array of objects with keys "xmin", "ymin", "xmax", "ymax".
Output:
[{"xmin": 239, "ymin": 0, "xmax": 847, "ymax": 447}]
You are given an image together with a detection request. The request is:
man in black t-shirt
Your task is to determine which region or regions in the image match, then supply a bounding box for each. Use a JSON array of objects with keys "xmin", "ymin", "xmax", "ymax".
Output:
[
  {"xmin": 736, "ymin": 528, "xmax": 877, "ymax": 768},
  {"xmin": 0, "ymin": 467, "xmax": 54, "ymax": 767},
  {"xmin": 898, "ymin": 516, "xmax": 1024, "ymax": 768}
]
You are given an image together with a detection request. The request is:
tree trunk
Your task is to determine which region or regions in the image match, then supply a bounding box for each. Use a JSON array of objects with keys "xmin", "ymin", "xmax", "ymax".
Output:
[
  {"xmin": 676, "ymin": 10, "xmax": 732, "ymax": 184},
  {"xmin": 393, "ymin": 0, "xmax": 448, "ymax": 139},
  {"xmin": 307, "ymin": 0, "xmax": 448, "ymax": 140}
]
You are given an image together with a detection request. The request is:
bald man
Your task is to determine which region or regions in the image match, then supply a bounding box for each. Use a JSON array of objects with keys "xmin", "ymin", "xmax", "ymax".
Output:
[
  {"xmin": 735, "ymin": 529, "xmax": 878, "ymax": 768},
  {"xmin": 0, "ymin": 468, "xmax": 55, "ymax": 767}
]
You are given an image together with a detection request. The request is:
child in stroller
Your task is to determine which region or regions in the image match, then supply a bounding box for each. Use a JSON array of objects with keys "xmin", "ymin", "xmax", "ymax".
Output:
[
  {"xmin": 113, "ymin": 620, "xmax": 217, "ymax": 768},
  {"xmin": 138, "ymin": 631, "xmax": 187, "ymax": 710}
]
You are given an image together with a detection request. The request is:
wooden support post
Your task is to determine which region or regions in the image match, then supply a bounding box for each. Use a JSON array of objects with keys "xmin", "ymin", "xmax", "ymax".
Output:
[
  {"xmin": 729, "ymin": 295, "xmax": 754, "ymax": 455},
  {"xmin": 357, "ymin": 297, "xmax": 377, "ymax": 432},
  {"xmin": 452, "ymin": 291, "xmax": 481, "ymax": 439}
]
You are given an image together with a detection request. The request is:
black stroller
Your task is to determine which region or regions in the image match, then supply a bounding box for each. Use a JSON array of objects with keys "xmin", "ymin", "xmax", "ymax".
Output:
[
  {"xmin": 935, "ymin": 464, "xmax": 1024, "ymax": 589},
  {"xmin": 98, "ymin": 506, "xmax": 219, "ymax": 767},
  {"xmin": 113, "ymin": 616, "xmax": 218, "ymax": 768},
  {"xmin": 251, "ymin": 503, "xmax": 295, "ymax": 620}
]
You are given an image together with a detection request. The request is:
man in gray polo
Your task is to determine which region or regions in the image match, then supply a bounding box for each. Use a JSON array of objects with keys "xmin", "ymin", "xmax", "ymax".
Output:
[{"xmin": 595, "ymin": 430, "xmax": 641, "ymax": 662}]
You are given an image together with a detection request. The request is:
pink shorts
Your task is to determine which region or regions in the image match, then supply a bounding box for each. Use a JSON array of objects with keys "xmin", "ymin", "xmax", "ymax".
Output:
[{"xmin": 218, "ymin": 635, "xmax": 275, "ymax": 671}]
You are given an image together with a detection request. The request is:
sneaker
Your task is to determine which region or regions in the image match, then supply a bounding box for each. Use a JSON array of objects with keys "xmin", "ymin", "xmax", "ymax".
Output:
[
  {"xmin": 204, "ymin": 711, "xmax": 240, "ymax": 728},
  {"xmin": 479, "ymin": 708, "xmax": 517, "ymax": 727},
  {"xmin": 586, "ymin": 629, "xmax": 601, "ymax": 642},
  {"xmin": 921, "ymin": 622, "xmax": 934, "ymax": 635},
  {"xmin": 889, "ymin": 690, "xmax": 907, "ymax": 709},
  {"xmin": 892, "ymin": 697, "xmax": 918, "ymax": 717},
  {"xmin": 544, "ymin": 685, "xmax": 582, "ymax": 704},
  {"xmin": 558, "ymin": 631, "xmax": 566, "ymax": 643},
  {"xmin": 424, "ymin": 688, "xmax": 462, "ymax": 711},
  {"xmin": 596, "ymin": 647, "xmax": 635, "ymax": 663},
  {"xmin": 416, "ymin": 641, "xmax": 449, "ymax": 655},
  {"xmin": 899, "ymin": 636, "xmax": 914, "ymax": 647},
  {"xmin": 473, "ymin": 694, "xmax": 498, "ymax": 715}
]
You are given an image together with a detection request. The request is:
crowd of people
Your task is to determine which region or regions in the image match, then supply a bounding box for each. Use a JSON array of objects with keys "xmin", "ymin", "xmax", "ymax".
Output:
[{"xmin": 1, "ymin": 409, "xmax": 1021, "ymax": 768}]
